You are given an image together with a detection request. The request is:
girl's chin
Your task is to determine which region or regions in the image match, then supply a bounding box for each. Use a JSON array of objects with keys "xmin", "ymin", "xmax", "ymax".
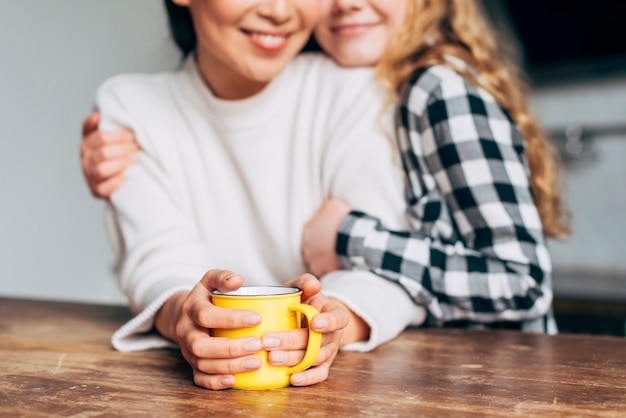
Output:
[{"xmin": 333, "ymin": 51, "xmax": 381, "ymax": 68}]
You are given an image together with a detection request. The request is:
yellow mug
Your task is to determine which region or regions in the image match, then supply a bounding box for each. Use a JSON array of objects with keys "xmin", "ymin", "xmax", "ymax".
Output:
[{"xmin": 211, "ymin": 286, "xmax": 322, "ymax": 390}]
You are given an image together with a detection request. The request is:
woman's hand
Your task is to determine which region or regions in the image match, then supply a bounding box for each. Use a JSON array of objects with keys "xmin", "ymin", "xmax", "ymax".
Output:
[
  {"xmin": 80, "ymin": 112, "xmax": 140, "ymax": 198},
  {"xmin": 261, "ymin": 274, "xmax": 361, "ymax": 387},
  {"xmin": 301, "ymin": 198, "xmax": 352, "ymax": 278},
  {"xmin": 155, "ymin": 270, "xmax": 264, "ymax": 390},
  {"xmin": 154, "ymin": 270, "xmax": 367, "ymax": 389}
]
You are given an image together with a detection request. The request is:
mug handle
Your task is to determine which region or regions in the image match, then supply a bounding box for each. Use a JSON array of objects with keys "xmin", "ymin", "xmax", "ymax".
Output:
[{"xmin": 286, "ymin": 303, "xmax": 322, "ymax": 374}]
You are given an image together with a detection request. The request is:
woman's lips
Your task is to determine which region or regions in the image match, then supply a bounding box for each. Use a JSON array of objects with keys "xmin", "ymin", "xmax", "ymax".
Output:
[{"xmin": 244, "ymin": 30, "xmax": 290, "ymax": 51}]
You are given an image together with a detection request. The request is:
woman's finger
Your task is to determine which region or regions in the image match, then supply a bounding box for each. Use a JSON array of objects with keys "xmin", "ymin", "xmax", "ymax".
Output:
[
  {"xmin": 283, "ymin": 274, "xmax": 321, "ymax": 299},
  {"xmin": 191, "ymin": 370, "xmax": 236, "ymax": 391},
  {"xmin": 262, "ymin": 327, "xmax": 309, "ymax": 351},
  {"xmin": 289, "ymin": 362, "xmax": 332, "ymax": 387},
  {"xmin": 186, "ymin": 334, "xmax": 263, "ymax": 360},
  {"xmin": 194, "ymin": 352, "xmax": 262, "ymax": 375}
]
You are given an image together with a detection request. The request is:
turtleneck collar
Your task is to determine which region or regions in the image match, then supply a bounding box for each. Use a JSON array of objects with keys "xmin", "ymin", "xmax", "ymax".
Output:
[{"xmin": 176, "ymin": 55, "xmax": 293, "ymax": 132}]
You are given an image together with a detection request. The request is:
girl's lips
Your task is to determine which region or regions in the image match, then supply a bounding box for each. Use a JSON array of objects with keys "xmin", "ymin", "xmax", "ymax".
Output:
[
  {"xmin": 243, "ymin": 30, "xmax": 290, "ymax": 52},
  {"xmin": 331, "ymin": 23, "xmax": 379, "ymax": 37}
]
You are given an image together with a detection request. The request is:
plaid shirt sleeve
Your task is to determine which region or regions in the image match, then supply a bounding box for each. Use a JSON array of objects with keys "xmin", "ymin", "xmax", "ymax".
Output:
[{"xmin": 336, "ymin": 65, "xmax": 556, "ymax": 332}]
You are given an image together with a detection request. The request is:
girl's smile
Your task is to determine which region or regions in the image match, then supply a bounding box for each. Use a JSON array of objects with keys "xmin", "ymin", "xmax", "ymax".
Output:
[
  {"xmin": 316, "ymin": 0, "xmax": 407, "ymax": 67},
  {"xmin": 329, "ymin": 21, "xmax": 381, "ymax": 37}
]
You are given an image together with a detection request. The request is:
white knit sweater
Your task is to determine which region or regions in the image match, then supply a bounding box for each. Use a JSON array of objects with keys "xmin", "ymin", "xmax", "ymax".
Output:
[{"xmin": 96, "ymin": 54, "xmax": 426, "ymax": 352}]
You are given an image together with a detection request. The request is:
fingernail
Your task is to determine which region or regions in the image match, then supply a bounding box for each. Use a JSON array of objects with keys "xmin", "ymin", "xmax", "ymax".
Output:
[
  {"xmin": 242, "ymin": 358, "xmax": 261, "ymax": 370},
  {"xmin": 291, "ymin": 374, "xmax": 304, "ymax": 385},
  {"xmin": 244, "ymin": 313, "xmax": 261, "ymax": 326},
  {"xmin": 271, "ymin": 352, "xmax": 288, "ymax": 364},
  {"xmin": 244, "ymin": 339, "xmax": 262, "ymax": 352},
  {"xmin": 220, "ymin": 376, "xmax": 235, "ymax": 386},
  {"xmin": 313, "ymin": 317, "xmax": 329, "ymax": 329},
  {"xmin": 262, "ymin": 336, "xmax": 280, "ymax": 348}
]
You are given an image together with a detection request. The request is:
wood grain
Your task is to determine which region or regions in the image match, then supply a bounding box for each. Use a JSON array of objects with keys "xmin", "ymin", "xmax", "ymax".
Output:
[{"xmin": 1, "ymin": 297, "xmax": 624, "ymax": 417}]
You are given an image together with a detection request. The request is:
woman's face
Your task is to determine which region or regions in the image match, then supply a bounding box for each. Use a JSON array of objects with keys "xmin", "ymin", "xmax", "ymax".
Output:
[
  {"xmin": 175, "ymin": 0, "xmax": 320, "ymax": 99},
  {"xmin": 315, "ymin": 0, "xmax": 408, "ymax": 67}
]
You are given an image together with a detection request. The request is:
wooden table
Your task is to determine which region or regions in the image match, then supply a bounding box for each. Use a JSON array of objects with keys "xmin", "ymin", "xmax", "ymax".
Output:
[{"xmin": 1, "ymin": 297, "xmax": 624, "ymax": 417}]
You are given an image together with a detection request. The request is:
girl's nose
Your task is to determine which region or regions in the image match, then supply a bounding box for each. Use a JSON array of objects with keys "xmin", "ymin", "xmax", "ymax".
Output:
[{"xmin": 334, "ymin": 0, "xmax": 365, "ymax": 12}]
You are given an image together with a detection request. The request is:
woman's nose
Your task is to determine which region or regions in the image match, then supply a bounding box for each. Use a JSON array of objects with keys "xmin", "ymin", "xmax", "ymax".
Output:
[{"xmin": 258, "ymin": 0, "xmax": 293, "ymax": 24}]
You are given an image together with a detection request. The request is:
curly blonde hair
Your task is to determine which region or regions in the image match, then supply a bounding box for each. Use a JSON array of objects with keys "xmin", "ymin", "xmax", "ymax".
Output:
[{"xmin": 376, "ymin": 0, "xmax": 569, "ymax": 238}]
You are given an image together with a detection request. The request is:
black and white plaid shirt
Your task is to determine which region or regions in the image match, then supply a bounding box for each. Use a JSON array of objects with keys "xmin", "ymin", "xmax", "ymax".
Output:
[{"xmin": 337, "ymin": 64, "xmax": 556, "ymax": 333}]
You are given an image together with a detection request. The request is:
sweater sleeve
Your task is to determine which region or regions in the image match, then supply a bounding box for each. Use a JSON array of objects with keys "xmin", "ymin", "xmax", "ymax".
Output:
[
  {"xmin": 321, "ymin": 270, "xmax": 427, "ymax": 352},
  {"xmin": 336, "ymin": 67, "xmax": 556, "ymax": 333},
  {"xmin": 96, "ymin": 77, "xmax": 210, "ymax": 351}
]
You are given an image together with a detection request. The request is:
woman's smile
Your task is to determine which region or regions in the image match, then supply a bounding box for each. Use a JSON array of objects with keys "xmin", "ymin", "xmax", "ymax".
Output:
[{"xmin": 244, "ymin": 30, "xmax": 291, "ymax": 52}]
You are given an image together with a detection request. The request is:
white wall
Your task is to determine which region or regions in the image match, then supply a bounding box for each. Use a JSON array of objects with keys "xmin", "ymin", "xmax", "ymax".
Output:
[
  {"xmin": 0, "ymin": 1, "xmax": 178, "ymax": 304},
  {"xmin": 1, "ymin": 1, "xmax": 624, "ymax": 305},
  {"xmin": 531, "ymin": 77, "xmax": 626, "ymax": 300}
]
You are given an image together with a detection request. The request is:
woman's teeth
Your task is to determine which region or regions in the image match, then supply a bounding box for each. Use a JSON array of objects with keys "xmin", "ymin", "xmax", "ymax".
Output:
[{"xmin": 251, "ymin": 33, "xmax": 286, "ymax": 46}]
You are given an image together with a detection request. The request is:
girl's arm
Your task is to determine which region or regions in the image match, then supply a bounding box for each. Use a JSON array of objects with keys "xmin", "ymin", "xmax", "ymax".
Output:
[{"xmin": 314, "ymin": 67, "xmax": 555, "ymax": 332}]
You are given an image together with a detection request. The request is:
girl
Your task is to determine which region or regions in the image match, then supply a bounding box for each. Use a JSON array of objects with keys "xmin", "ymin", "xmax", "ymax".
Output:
[
  {"xmin": 302, "ymin": 0, "xmax": 569, "ymax": 332},
  {"xmin": 90, "ymin": 0, "xmax": 425, "ymax": 391}
]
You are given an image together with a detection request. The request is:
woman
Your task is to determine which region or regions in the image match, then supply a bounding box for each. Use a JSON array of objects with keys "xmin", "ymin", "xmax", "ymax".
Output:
[{"xmin": 89, "ymin": 0, "xmax": 425, "ymax": 391}]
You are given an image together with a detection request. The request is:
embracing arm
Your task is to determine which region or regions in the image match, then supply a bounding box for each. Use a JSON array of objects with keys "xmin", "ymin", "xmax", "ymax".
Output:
[
  {"xmin": 330, "ymin": 68, "xmax": 555, "ymax": 331},
  {"xmin": 80, "ymin": 111, "xmax": 139, "ymax": 198}
]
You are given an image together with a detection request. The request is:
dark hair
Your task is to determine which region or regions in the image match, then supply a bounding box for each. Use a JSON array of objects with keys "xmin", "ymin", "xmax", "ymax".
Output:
[
  {"xmin": 163, "ymin": 0, "xmax": 322, "ymax": 57},
  {"xmin": 301, "ymin": 36, "xmax": 322, "ymax": 53},
  {"xmin": 164, "ymin": 0, "xmax": 196, "ymax": 57}
]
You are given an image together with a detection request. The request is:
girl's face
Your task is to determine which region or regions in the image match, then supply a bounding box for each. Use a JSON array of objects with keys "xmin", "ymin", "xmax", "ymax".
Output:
[
  {"xmin": 176, "ymin": 0, "xmax": 320, "ymax": 99},
  {"xmin": 315, "ymin": 0, "xmax": 407, "ymax": 67}
]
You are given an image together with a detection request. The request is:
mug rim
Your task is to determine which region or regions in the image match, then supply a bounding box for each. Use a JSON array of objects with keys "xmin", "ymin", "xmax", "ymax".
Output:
[{"xmin": 212, "ymin": 286, "xmax": 301, "ymax": 297}]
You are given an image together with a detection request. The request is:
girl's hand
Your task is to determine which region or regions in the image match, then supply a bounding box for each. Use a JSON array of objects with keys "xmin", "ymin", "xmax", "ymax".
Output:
[
  {"xmin": 155, "ymin": 270, "xmax": 264, "ymax": 390},
  {"xmin": 261, "ymin": 274, "xmax": 354, "ymax": 387},
  {"xmin": 301, "ymin": 198, "xmax": 352, "ymax": 277},
  {"xmin": 80, "ymin": 112, "xmax": 140, "ymax": 198}
]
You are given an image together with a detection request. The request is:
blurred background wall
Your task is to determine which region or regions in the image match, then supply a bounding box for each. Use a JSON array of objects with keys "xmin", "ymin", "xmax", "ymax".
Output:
[
  {"xmin": 0, "ymin": 1, "xmax": 179, "ymax": 304},
  {"xmin": 1, "ymin": 2, "xmax": 625, "ymax": 312},
  {"xmin": 483, "ymin": 0, "xmax": 626, "ymax": 303}
]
